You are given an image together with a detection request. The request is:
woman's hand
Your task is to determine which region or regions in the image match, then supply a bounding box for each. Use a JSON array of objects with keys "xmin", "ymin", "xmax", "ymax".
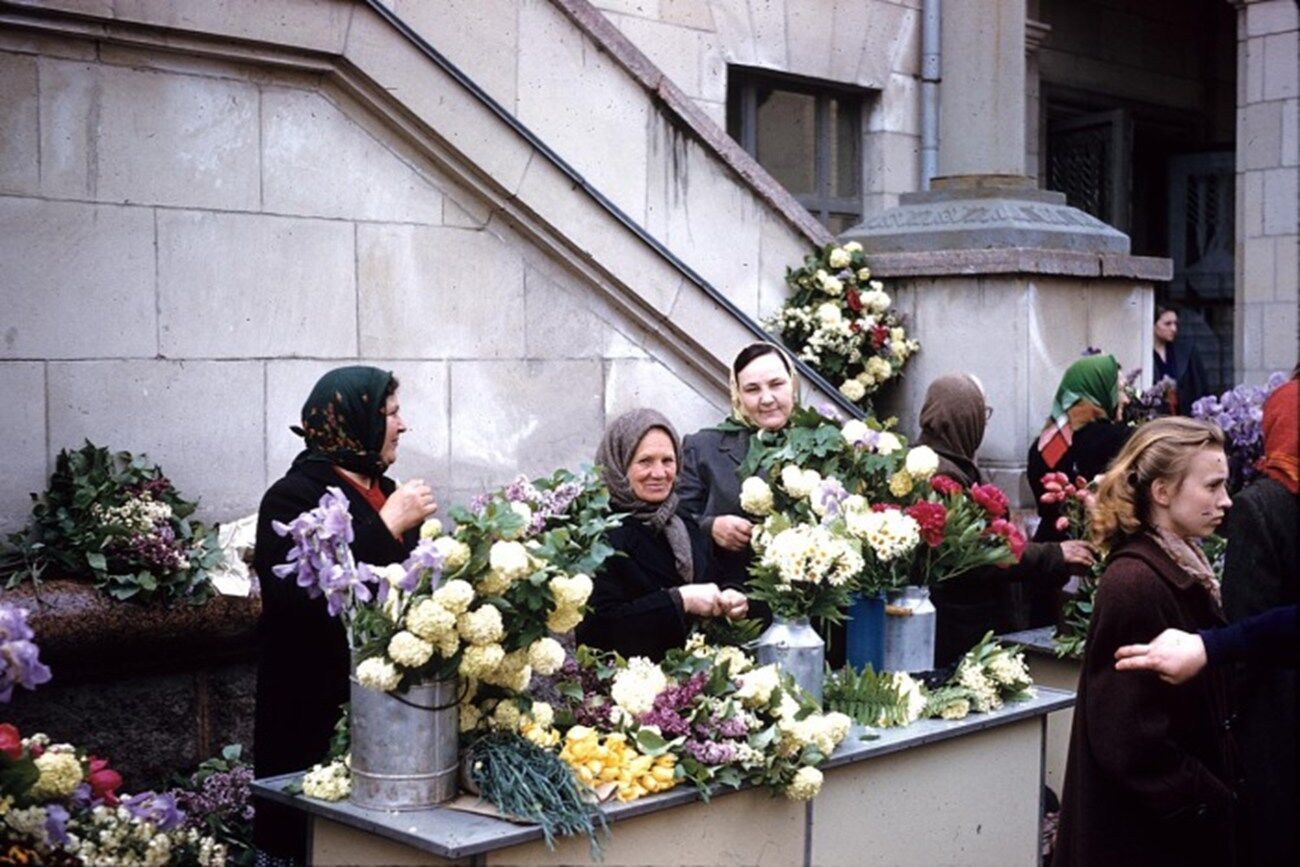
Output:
[
  {"xmin": 717, "ymin": 588, "xmax": 749, "ymax": 620},
  {"xmin": 711, "ymin": 515, "xmax": 754, "ymax": 552},
  {"xmin": 1059, "ymin": 540, "xmax": 1097, "ymax": 571},
  {"xmin": 380, "ymin": 478, "xmax": 437, "ymax": 537},
  {"xmin": 1114, "ymin": 628, "xmax": 1208, "ymax": 684},
  {"xmin": 678, "ymin": 583, "xmax": 722, "ymax": 617}
]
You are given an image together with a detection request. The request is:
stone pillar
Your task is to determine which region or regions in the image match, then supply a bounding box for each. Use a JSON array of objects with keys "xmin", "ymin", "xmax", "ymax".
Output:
[
  {"xmin": 842, "ymin": 0, "xmax": 1173, "ymax": 505},
  {"xmin": 938, "ymin": 0, "xmax": 1027, "ymax": 178},
  {"xmin": 1025, "ymin": 18, "xmax": 1052, "ymax": 184},
  {"xmin": 1234, "ymin": 0, "xmax": 1299, "ymax": 384}
]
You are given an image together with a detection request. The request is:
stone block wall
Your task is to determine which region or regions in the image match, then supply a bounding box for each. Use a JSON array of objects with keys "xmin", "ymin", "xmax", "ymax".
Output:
[
  {"xmin": 0, "ymin": 22, "xmax": 732, "ymax": 530},
  {"xmin": 1235, "ymin": 0, "xmax": 1299, "ymax": 384}
]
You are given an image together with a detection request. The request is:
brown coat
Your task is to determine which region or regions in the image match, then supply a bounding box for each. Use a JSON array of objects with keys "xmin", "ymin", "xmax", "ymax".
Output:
[{"xmin": 1053, "ymin": 533, "xmax": 1240, "ymax": 867}]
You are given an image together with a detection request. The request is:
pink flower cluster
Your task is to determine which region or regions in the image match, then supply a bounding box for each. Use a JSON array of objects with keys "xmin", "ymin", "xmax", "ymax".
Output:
[
  {"xmin": 986, "ymin": 519, "xmax": 1027, "ymax": 561},
  {"xmin": 969, "ymin": 484, "xmax": 1009, "ymax": 519}
]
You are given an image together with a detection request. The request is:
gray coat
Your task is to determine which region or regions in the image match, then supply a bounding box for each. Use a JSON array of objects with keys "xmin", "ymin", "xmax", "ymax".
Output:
[{"xmin": 678, "ymin": 426, "xmax": 752, "ymax": 590}]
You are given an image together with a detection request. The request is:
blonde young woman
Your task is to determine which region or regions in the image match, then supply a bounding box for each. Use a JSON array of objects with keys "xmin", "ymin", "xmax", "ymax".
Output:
[{"xmin": 1052, "ymin": 418, "xmax": 1239, "ymax": 867}]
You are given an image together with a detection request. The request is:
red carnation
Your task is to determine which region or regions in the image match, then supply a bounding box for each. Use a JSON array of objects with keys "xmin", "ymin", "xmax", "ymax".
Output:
[
  {"xmin": 987, "ymin": 518, "xmax": 1027, "ymax": 561},
  {"xmin": 0, "ymin": 723, "xmax": 22, "ymax": 761},
  {"xmin": 870, "ymin": 324, "xmax": 889, "ymax": 349},
  {"xmin": 870, "ymin": 502, "xmax": 900, "ymax": 512},
  {"xmin": 970, "ymin": 483, "xmax": 1009, "ymax": 519},
  {"xmin": 905, "ymin": 501, "xmax": 948, "ymax": 547},
  {"xmin": 846, "ymin": 288, "xmax": 862, "ymax": 313},
  {"xmin": 86, "ymin": 756, "xmax": 123, "ymax": 805},
  {"xmin": 930, "ymin": 475, "xmax": 963, "ymax": 496}
]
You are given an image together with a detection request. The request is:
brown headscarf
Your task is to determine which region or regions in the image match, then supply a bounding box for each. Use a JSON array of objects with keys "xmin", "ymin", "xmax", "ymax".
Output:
[
  {"xmin": 595, "ymin": 409, "xmax": 695, "ymax": 583},
  {"xmin": 1258, "ymin": 378, "xmax": 1299, "ymax": 495},
  {"xmin": 916, "ymin": 373, "xmax": 987, "ymax": 487},
  {"xmin": 728, "ymin": 342, "xmax": 801, "ymax": 429}
]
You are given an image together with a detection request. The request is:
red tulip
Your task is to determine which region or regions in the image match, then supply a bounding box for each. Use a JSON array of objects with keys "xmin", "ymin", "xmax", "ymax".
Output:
[
  {"xmin": 86, "ymin": 756, "xmax": 123, "ymax": 805},
  {"xmin": 0, "ymin": 723, "xmax": 22, "ymax": 761}
]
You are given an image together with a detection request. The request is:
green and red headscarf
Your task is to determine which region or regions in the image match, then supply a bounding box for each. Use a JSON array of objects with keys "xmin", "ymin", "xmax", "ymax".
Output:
[{"xmin": 1036, "ymin": 355, "xmax": 1121, "ymax": 470}]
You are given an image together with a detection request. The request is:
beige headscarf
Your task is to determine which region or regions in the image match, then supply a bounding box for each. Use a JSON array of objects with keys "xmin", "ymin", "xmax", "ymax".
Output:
[
  {"xmin": 595, "ymin": 409, "xmax": 695, "ymax": 583},
  {"xmin": 728, "ymin": 341, "xmax": 802, "ymax": 428}
]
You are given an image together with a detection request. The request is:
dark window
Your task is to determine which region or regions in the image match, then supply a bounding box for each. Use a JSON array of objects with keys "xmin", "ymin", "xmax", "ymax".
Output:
[{"xmin": 727, "ymin": 67, "xmax": 863, "ymax": 232}]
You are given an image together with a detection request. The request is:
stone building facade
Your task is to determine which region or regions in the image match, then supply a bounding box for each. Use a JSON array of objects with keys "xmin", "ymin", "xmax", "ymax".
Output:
[{"xmin": 0, "ymin": 0, "xmax": 1295, "ymax": 531}]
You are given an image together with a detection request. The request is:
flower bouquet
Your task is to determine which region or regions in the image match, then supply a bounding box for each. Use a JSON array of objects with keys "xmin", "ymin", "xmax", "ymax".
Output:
[
  {"xmin": 0, "ymin": 724, "xmax": 227, "ymax": 864},
  {"xmin": 1192, "ymin": 371, "xmax": 1289, "ymax": 493},
  {"xmin": 0, "ymin": 442, "xmax": 224, "ymax": 604},
  {"xmin": 764, "ymin": 242, "xmax": 919, "ymax": 411}
]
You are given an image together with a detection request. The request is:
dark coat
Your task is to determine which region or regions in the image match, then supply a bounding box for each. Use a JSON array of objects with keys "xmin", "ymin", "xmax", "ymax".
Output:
[
  {"xmin": 251, "ymin": 460, "xmax": 417, "ymax": 858},
  {"xmin": 1029, "ymin": 420, "xmax": 1133, "ymax": 544},
  {"xmin": 576, "ymin": 514, "xmax": 715, "ymax": 662},
  {"xmin": 1153, "ymin": 343, "xmax": 1210, "ymax": 415},
  {"xmin": 678, "ymin": 427, "xmax": 752, "ymax": 589},
  {"xmin": 1053, "ymin": 533, "xmax": 1239, "ymax": 867},
  {"xmin": 1221, "ymin": 477, "xmax": 1299, "ymax": 866}
]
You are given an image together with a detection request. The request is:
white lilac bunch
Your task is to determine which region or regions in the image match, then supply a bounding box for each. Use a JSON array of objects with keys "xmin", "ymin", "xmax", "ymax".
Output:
[
  {"xmin": 947, "ymin": 632, "xmax": 1035, "ymax": 713},
  {"xmin": 301, "ymin": 755, "xmax": 351, "ymax": 802}
]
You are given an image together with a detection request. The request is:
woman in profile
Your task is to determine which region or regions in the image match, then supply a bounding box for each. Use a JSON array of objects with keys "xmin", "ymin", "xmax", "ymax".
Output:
[
  {"xmin": 252, "ymin": 366, "xmax": 436, "ymax": 865},
  {"xmin": 1053, "ymin": 417, "xmax": 1238, "ymax": 867},
  {"xmin": 577, "ymin": 408, "xmax": 746, "ymax": 661}
]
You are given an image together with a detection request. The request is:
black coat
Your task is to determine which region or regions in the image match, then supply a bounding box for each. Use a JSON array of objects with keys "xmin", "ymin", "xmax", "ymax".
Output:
[
  {"xmin": 1153, "ymin": 343, "xmax": 1210, "ymax": 416},
  {"xmin": 251, "ymin": 460, "xmax": 417, "ymax": 858},
  {"xmin": 678, "ymin": 427, "xmax": 752, "ymax": 589},
  {"xmin": 1028, "ymin": 420, "xmax": 1133, "ymax": 544},
  {"xmin": 1053, "ymin": 533, "xmax": 1239, "ymax": 867},
  {"xmin": 1221, "ymin": 477, "xmax": 1298, "ymax": 865},
  {"xmin": 576, "ymin": 515, "xmax": 715, "ymax": 661}
]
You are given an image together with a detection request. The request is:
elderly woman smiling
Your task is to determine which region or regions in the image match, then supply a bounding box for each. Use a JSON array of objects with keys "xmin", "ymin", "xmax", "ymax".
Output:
[{"xmin": 576, "ymin": 409, "xmax": 748, "ymax": 661}]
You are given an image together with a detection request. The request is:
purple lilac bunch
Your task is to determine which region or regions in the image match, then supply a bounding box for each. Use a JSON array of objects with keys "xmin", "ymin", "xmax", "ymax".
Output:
[
  {"xmin": 635, "ymin": 671, "xmax": 753, "ymax": 771},
  {"xmin": 272, "ymin": 486, "xmax": 375, "ymax": 618},
  {"xmin": 1191, "ymin": 371, "xmax": 1288, "ymax": 492},
  {"xmin": 482, "ymin": 475, "xmax": 586, "ymax": 537},
  {"xmin": 174, "ymin": 764, "xmax": 254, "ymax": 827},
  {"xmin": 0, "ymin": 600, "xmax": 52, "ymax": 702},
  {"xmin": 1120, "ymin": 368, "xmax": 1177, "ymax": 426}
]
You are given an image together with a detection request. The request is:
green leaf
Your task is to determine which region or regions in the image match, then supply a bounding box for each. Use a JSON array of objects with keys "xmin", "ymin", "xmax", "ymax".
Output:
[
  {"xmin": 85, "ymin": 550, "xmax": 107, "ymax": 571},
  {"xmin": 635, "ymin": 729, "xmax": 670, "ymax": 756}
]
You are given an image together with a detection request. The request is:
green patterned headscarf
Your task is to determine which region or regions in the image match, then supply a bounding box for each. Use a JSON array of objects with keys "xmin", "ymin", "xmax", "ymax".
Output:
[
  {"xmin": 1037, "ymin": 354, "xmax": 1120, "ymax": 468},
  {"xmin": 291, "ymin": 366, "xmax": 395, "ymax": 476}
]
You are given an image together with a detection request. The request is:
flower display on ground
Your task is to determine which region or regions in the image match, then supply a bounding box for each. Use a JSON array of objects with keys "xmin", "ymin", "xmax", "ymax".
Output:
[
  {"xmin": 764, "ymin": 243, "xmax": 919, "ymax": 411},
  {"xmin": 0, "ymin": 442, "xmax": 225, "ymax": 604}
]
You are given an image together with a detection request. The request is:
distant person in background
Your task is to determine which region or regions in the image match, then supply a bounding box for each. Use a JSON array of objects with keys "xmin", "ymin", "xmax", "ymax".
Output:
[{"xmin": 1152, "ymin": 304, "xmax": 1209, "ymax": 415}]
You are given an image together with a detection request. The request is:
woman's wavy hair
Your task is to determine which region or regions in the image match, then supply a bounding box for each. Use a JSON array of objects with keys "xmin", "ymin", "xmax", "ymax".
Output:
[{"xmin": 1091, "ymin": 417, "xmax": 1224, "ymax": 550}]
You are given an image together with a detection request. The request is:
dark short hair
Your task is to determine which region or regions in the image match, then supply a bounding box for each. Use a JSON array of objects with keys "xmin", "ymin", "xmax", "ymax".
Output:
[
  {"xmin": 732, "ymin": 343, "xmax": 792, "ymax": 380},
  {"xmin": 1154, "ymin": 303, "xmax": 1177, "ymax": 322}
]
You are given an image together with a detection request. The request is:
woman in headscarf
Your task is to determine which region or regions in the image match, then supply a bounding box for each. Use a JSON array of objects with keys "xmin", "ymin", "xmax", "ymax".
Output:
[
  {"xmin": 1053, "ymin": 418, "xmax": 1238, "ymax": 867},
  {"xmin": 916, "ymin": 373, "xmax": 1097, "ymax": 664},
  {"xmin": 252, "ymin": 366, "xmax": 436, "ymax": 865},
  {"xmin": 1218, "ymin": 374, "xmax": 1298, "ymax": 865},
  {"xmin": 678, "ymin": 342, "xmax": 800, "ymax": 607},
  {"xmin": 577, "ymin": 409, "xmax": 747, "ymax": 661},
  {"xmin": 1028, "ymin": 354, "xmax": 1132, "ymax": 545}
]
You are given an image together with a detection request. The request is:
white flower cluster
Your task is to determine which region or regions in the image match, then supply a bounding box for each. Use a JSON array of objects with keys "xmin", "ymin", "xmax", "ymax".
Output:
[
  {"xmin": 956, "ymin": 663, "xmax": 1002, "ymax": 713},
  {"xmin": 904, "ymin": 445, "xmax": 940, "ymax": 479},
  {"xmin": 843, "ymin": 506, "xmax": 920, "ymax": 562},
  {"xmin": 30, "ymin": 745, "xmax": 82, "ymax": 800},
  {"xmin": 987, "ymin": 651, "xmax": 1033, "ymax": 694},
  {"xmin": 302, "ymin": 755, "xmax": 351, "ymax": 801},
  {"xmin": 759, "ymin": 524, "xmax": 863, "ymax": 587},
  {"xmin": 546, "ymin": 572, "xmax": 593, "ymax": 633},
  {"xmin": 610, "ymin": 657, "xmax": 669, "ymax": 717},
  {"xmin": 736, "ymin": 664, "xmax": 781, "ymax": 708},
  {"xmin": 93, "ymin": 495, "xmax": 173, "ymax": 534}
]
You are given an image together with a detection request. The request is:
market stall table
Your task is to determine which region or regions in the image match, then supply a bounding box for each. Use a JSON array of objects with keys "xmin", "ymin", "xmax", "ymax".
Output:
[
  {"xmin": 253, "ymin": 687, "xmax": 1074, "ymax": 866},
  {"xmin": 1000, "ymin": 627, "xmax": 1081, "ymax": 794}
]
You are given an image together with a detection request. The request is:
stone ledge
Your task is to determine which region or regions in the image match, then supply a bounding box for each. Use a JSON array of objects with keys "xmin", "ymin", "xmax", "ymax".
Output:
[
  {"xmin": 862, "ymin": 247, "xmax": 1173, "ymax": 281},
  {"xmin": 6, "ymin": 577, "xmax": 260, "ymax": 683}
]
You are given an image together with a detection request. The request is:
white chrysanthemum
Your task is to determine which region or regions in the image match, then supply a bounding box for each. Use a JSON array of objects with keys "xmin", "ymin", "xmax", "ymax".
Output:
[
  {"xmin": 549, "ymin": 573, "xmax": 594, "ymax": 608},
  {"xmin": 778, "ymin": 465, "xmax": 821, "ymax": 499},
  {"xmin": 739, "ymin": 476, "xmax": 775, "ymax": 516},
  {"xmin": 406, "ymin": 599, "xmax": 456, "ymax": 642},
  {"xmin": 865, "ymin": 356, "xmax": 893, "ymax": 381},
  {"xmin": 432, "ymin": 578, "xmax": 474, "ymax": 614},
  {"xmin": 458, "ymin": 605, "xmax": 505, "ymax": 646},
  {"xmin": 736, "ymin": 664, "xmax": 780, "ymax": 708},
  {"xmin": 31, "ymin": 750, "xmax": 83, "ymax": 800},
  {"xmin": 827, "ymin": 247, "xmax": 851, "ymax": 269},
  {"xmin": 459, "ymin": 643, "xmax": 506, "ymax": 679},
  {"xmin": 904, "ymin": 445, "xmax": 940, "ymax": 479},
  {"xmin": 610, "ymin": 657, "xmax": 668, "ymax": 716},
  {"xmin": 815, "ymin": 301, "xmax": 843, "ymax": 327},
  {"xmin": 853, "ymin": 510, "xmax": 921, "ymax": 561},
  {"xmin": 355, "ymin": 656, "xmax": 402, "ymax": 692},
  {"xmin": 387, "ymin": 630, "xmax": 434, "ymax": 668},
  {"xmin": 874, "ymin": 432, "xmax": 903, "ymax": 455},
  {"xmin": 488, "ymin": 540, "xmax": 532, "ymax": 581},
  {"xmin": 785, "ymin": 765, "xmax": 823, "ymax": 801},
  {"xmin": 861, "ymin": 289, "xmax": 891, "ymax": 314},
  {"xmin": 527, "ymin": 637, "xmax": 567, "ymax": 676},
  {"xmin": 419, "ymin": 518, "xmax": 444, "ymax": 540},
  {"xmin": 840, "ymin": 379, "xmax": 866, "ymax": 401},
  {"xmin": 431, "ymin": 537, "xmax": 471, "ymax": 573}
]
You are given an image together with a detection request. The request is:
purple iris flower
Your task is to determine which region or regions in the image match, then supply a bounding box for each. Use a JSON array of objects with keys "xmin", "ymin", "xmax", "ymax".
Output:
[
  {"xmin": 44, "ymin": 803, "xmax": 70, "ymax": 845},
  {"xmin": 814, "ymin": 478, "xmax": 849, "ymax": 522},
  {"xmin": 0, "ymin": 602, "xmax": 52, "ymax": 702},
  {"xmin": 402, "ymin": 540, "xmax": 445, "ymax": 593},
  {"xmin": 123, "ymin": 791, "xmax": 185, "ymax": 831}
]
